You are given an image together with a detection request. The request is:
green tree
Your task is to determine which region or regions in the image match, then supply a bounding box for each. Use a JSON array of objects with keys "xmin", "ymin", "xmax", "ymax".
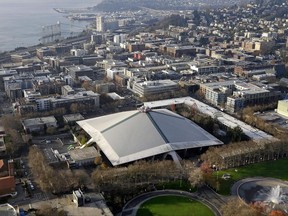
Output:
[{"xmin": 227, "ymin": 126, "xmax": 244, "ymax": 142}]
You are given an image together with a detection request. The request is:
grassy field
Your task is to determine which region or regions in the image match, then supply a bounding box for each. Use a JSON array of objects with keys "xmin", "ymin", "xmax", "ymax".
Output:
[
  {"xmin": 136, "ymin": 195, "xmax": 214, "ymax": 216},
  {"xmin": 212, "ymin": 158, "xmax": 288, "ymax": 195}
]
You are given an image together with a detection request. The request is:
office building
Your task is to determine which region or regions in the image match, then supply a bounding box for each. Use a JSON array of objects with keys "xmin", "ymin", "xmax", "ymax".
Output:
[{"xmin": 132, "ymin": 79, "xmax": 178, "ymax": 97}]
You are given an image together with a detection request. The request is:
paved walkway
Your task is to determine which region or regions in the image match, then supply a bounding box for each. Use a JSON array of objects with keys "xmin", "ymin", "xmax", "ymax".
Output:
[{"xmin": 121, "ymin": 187, "xmax": 224, "ymax": 216}]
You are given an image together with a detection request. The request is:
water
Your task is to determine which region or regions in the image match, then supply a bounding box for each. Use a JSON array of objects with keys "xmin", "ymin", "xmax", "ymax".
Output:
[
  {"xmin": 0, "ymin": 0, "xmax": 102, "ymax": 52},
  {"xmin": 255, "ymin": 184, "xmax": 288, "ymax": 211},
  {"xmin": 265, "ymin": 185, "xmax": 287, "ymax": 205}
]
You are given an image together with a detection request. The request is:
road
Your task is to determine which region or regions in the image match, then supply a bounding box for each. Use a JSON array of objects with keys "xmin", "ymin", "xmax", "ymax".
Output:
[{"xmin": 121, "ymin": 188, "xmax": 223, "ymax": 216}]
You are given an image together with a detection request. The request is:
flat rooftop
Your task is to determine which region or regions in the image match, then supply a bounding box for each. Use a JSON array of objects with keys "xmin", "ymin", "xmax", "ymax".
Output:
[
  {"xmin": 63, "ymin": 114, "xmax": 85, "ymax": 123},
  {"xmin": 69, "ymin": 147, "xmax": 100, "ymax": 162},
  {"xmin": 22, "ymin": 116, "xmax": 57, "ymax": 127}
]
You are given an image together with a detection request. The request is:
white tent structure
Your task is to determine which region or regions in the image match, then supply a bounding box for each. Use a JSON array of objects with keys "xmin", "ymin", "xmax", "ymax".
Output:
[{"xmin": 77, "ymin": 108, "xmax": 223, "ymax": 166}]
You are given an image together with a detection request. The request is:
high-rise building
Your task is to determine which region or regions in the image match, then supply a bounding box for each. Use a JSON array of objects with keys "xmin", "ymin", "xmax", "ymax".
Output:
[
  {"xmin": 91, "ymin": 34, "xmax": 103, "ymax": 44},
  {"xmin": 96, "ymin": 16, "xmax": 105, "ymax": 32}
]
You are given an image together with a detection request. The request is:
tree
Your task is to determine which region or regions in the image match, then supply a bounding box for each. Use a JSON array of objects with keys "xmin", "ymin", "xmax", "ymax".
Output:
[
  {"xmin": 5, "ymin": 128, "xmax": 24, "ymax": 154},
  {"xmin": 269, "ymin": 210, "xmax": 287, "ymax": 216},
  {"xmin": 220, "ymin": 198, "xmax": 259, "ymax": 216},
  {"xmin": 1, "ymin": 115, "xmax": 22, "ymax": 131},
  {"xmin": 188, "ymin": 167, "xmax": 204, "ymax": 188},
  {"xmin": 70, "ymin": 103, "xmax": 79, "ymax": 114},
  {"xmin": 250, "ymin": 201, "xmax": 267, "ymax": 214},
  {"xmin": 28, "ymin": 146, "xmax": 80, "ymax": 194},
  {"xmin": 200, "ymin": 162, "xmax": 212, "ymax": 174},
  {"xmin": 94, "ymin": 156, "xmax": 102, "ymax": 165},
  {"xmin": 227, "ymin": 126, "xmax": 244, "ymax": 142}
]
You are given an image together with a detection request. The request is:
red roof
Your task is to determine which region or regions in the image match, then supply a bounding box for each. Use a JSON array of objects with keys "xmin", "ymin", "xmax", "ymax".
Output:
[{"xmin": 0, "ymin": 176, "xmax": 15, "ymax": 195}]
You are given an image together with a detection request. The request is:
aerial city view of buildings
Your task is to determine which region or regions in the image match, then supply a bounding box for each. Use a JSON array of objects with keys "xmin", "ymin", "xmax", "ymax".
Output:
[{"xmin": 1, "ymin": 0, "xmax": 288, "ymax": 215}]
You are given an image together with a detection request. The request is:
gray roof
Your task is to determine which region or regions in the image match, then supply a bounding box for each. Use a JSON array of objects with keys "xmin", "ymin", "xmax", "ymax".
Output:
[
  {"xmin": 22, "ymin": 116, "xmax": 57, "ymax": 127},
  {"xmin": 69, "ymin": 146, "xmax": 99, "ymax": 162},
  {"xmin": 77, "ymin": 109, "xmax": 223, "ymax": 166},
  {"xmin": 63, "ymin": 114, "xmax": 85, "ymax": 123}
]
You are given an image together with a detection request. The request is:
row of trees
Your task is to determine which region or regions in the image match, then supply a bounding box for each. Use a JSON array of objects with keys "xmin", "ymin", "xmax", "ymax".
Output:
[
  {"xmin": 91, "ymin": 160, "xmax": 203, "ymax": 213},
  {"xmin": 139, "ymin": 89, "xmax": 188, "ymax": 103},
  {"xmin": 92, "ymin": 160, "xmax": 181, "ymax": 191},
  {"xmin": 240, "ymin": 105, "xmax": 287, "ymax": 138},
  {"xmin": 220, "ymin": 198, "xmax": 287, "ymax": 216},
  {"xmin": 177, "ymin": 105, "xmax": 245, "ymax": 143},
  {"xmin": 201, "ymin": 140, "xmax": 288, "ymax": 169},
  {"xmin": 28, "ymin": 146, "xmax": 90, "ymax": 194},
  {"xmin": 91, "ymin": 160, "xmax": 204, "ymax": 192}
]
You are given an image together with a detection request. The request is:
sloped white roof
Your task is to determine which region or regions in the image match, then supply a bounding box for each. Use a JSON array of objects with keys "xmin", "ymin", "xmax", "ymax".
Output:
[{"xmin": 77, "ymin": 109, "xmax": 223, "ymax": 166}]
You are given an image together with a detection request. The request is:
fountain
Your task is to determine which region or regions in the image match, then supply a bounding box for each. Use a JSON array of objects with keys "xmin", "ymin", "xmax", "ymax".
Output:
[
  {"xmin": 265, "ymin": 185, "xmax": 287, "ymax": 205},
  {"xmin": 236, "ymin": 179, "xmax": 288, "ymax": 213}
]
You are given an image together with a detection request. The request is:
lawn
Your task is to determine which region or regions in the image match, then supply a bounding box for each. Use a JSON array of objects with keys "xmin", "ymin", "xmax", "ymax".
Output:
[
  {"xmin": 211, "ymin": 158, "xmax": 288, "ymax": 195},
  {"xmin": 136, "ymin": 195, "xmax": 214, "ymax": 216}
]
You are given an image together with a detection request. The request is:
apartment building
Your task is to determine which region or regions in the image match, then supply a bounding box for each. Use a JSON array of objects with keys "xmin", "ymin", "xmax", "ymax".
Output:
[
  {"xmin": 200, "ymin": 80, "xmax": 280, "ymax": 112},
  {"xmin": 132, "ymin": 79, "xmax": 178, "ymax": 97}
]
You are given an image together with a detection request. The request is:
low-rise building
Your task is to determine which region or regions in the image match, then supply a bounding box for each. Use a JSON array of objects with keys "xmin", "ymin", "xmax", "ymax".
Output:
[
  {"xmin": 277, "ymin": 100, "xmax": 288, "ymax": 118},
  {"xmin": 226, "ymin": 84, "xmax": 281, "ymax": 112},
  {"xmin": 132, "ymin": 79, "xmax": 179, "ymax": 97},
  {"xmin": 0, "ymin": 70, "xmax": 18, "ymax": 90},
  {"xmin": 22, "ymin": 116, "xmax": 58, "ymax": 133},
  {"xmin": 50, "ymin": 91, "xmax": 100, "ymax": 110},
  {"xmin": 200, "ymin": 80, "xmax": 281, "ymax": 112},
  {"xmin": 61, "ymin": 85, "xmax": 75, "ymax": 96},
  {"xmin": 69, "ymin": 147, "xmax": 100, "ymax": 166},
  {"xmin": 63, "ymin": 114, "xmax": 85, "ymax": 125},
  {"xmin": 65, "ymin": 65, "xmax": 94, "ymax": 80}
]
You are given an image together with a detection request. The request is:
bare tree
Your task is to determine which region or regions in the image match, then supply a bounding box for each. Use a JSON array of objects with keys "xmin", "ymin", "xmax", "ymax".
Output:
[
  {"xmin": 188, "ymin": 167, "xmax": 204, "ymax": 188},
  {"xmin": 28, "ymin": 146, "xmax": 81, "ymax": 194},
  {"xmin": 70, "ymin": 103, "xmax": 79, "ymax": 114},
  {"xmin": 220, "ymin": 198, "xmax": 260, "ymax": 216}
]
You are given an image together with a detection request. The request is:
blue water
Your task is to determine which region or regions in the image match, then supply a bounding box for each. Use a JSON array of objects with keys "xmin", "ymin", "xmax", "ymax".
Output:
[{"xmin": 0, "ymin": 0, "xmax": 101, "ymax": 52}]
